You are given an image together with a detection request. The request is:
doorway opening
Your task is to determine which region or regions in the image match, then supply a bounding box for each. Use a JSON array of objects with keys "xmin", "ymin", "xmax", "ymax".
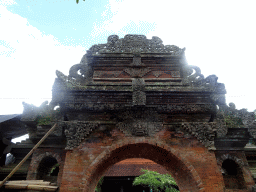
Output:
[{"xmin": 37, "ymin": 156, "xmax": 59, "ymax": 183}]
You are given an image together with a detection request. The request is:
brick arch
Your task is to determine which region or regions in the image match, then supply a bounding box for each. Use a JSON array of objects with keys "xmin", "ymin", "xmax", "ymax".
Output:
[
  {"xmin": 34, "ymin": 152, "xmax": 62, "ymax": 167},
  {"xmin": 27, "ymin": 151, "xmax": 63, "ymax": 185},
  {"xmin": 217, "ymin": 153, "xmax": 248, "ymax": 168},
  {"xmin": 83, "ymin": 138, "xmax": 203, "ymax": 192},
  {"xmin": 217, "ymin": 153, "xmax": 251, "ymax": 190}
]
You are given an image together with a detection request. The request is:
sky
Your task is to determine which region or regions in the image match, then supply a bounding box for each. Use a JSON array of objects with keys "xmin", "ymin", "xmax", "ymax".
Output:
[{"xmin": 1, "ymin": 0, "xmax": 256, "ymax": 115}]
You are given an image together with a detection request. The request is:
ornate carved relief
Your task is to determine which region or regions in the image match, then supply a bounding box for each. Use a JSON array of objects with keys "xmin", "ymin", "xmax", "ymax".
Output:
[
  {"xmin": 117, "ymin": 121, "xmax": 162, "ymax": 136},
  {"xmin": 116, "ymin": 108, "xmax": 162, "ymax": 136},
  {"xmin": 63, "ymin": 103, "xmax": 216, "ymax": 113},
  {"xmin": 21, "ymin": 101, "xmax": 61, "ymax": 124},
  {"xmin": 55, "ymin": 54, "xmax": 93, "ymax": 87},
  {"xmin": 94, "ymin": 71, "xmax": 123, "ymax": 78},
  {"xmin": 210, "ymin": 94, "xmax": 226, "ymax": 105},
  {"xmin": 181, "ymin": 122, "xmax": 217, "ymax": 148},
  {"xmin": 60, "ymin": 121, "xmax": 99, "ymax": 150},
  {"xmin": 152, "ymin": 71, "xmax": 162, "ymax": 78},
  {"xmin": 155, "ymin": 104, "xmax": 216, "ymax": 114},
  {"xmin": 132, "ymin": 78, "xmax": 146, "ymax": 106},
  {"xmin": 124, "ymin": 68, "xmax": 151, "ymax": 78},
  {"xmin": 123, "ymin": 56, "xmax": 151, "ymax": 78},
  {"xmin": 217, "ymin": 103, "xmax": 256, "ymax": 139},
  {"xmin": 69, "ymin": 63, "xmax": 92, "ymax": 83},
  {"xmin": 170, "ymin": 71, "xmax": 180, "ymax": 78},
  {"xmin": 215, "ymin": 113, "xmax": 227, "ymax": 138},
  {"xmin": 87, "ymin": 34, "xmax": 185, "ymax": 55},
  {"xmin": 182, "ymin": 64, "xmax": 226, "ymax": 94}
]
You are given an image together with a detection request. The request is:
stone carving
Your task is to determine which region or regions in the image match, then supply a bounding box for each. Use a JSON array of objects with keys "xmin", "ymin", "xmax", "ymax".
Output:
[
  {"xmin": 61, "ymin": 121, "xmax": 99, "ymax": 150},
  {"xmin": 21, "ymin": 101, "xmax": 60, "ymax": 123},
  {"xmin": 93, "ymin": 71, "xmax": 123, "ymax": 78},
  {"xmin": 214, "ymin": 111, "xmax": 228, "ymax": 137},
  {"xmin": 132, "ymin": 78, "xmax": 146, "ymax": 106},
  {"xmin": 249, "ymin": 124, "xmax": 256, "ymax": 139},
  {"xmin": 170, "ymin": 71, "xmax": 180, "ymax": 78},
  {"xmin": 93, "ymin": 71, "xmax": 105, "ymax": 78},
  {"xmin": 124, "ymin": 68, "xmax": 151, "ymax": 78},
  {"xmin": 181, "ymin": 122, "xmax": 217, "ymax": 148},
  {"xmin": 210, "ymin": 94, "xmax": 226, "ymax": 105},
  {"xmin": 65, "ymin": 103, "xmax": 127, "ymax": 111},
  {"xmin": 182, "ymin": 65, "xmax": 204, "ymax": 85},
  {"xmin": 219, "ymin": 103, "xmax": 254, "ymax": 127},
  {"xmin": 217, "ymin": 103, "xmax": 256, "ymax": 139},
  {"xmin": 152, "ymin": 71, "xmax": 162, "ymax": 78},
  {"xmin": 69, "ymin": 63, "xmax": 93, "ymax": 83},
  {"xmin": 86, "ymin": 34, "xmax": 185, "ymax": 55},
  {"xmin": 123, "ymin": 55, "xmax": 151, "ymax": 78},
  {"xmin": 116, "ymin": 108, "xmax": 162, "ymax": 136},
  {"xmin": 55, "ymin": 55, "xmax": 93, "ymax": 86},
  {"xmin": 155, "ymin": 104, "xmax": 216, "ymax": 114},
  {"xmin": 63, "ymin": 102, "xmax": 216, "ymax": 114},
  {"xmin": 22, "ymin": 102, "xmax": 41, "ymax": 122},
  {"xmin": 182, "ymin": 64, "xmax": 226, "ymax": 93},
  {"xmin": 118, "ymin": 121, "xmax": 162, "ymax": 136}
]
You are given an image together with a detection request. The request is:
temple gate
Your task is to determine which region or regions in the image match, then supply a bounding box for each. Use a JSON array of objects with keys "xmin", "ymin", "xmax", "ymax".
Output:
[{"xmin": 21, "ymin": 35, "xmax": 256, "ymax": 192}]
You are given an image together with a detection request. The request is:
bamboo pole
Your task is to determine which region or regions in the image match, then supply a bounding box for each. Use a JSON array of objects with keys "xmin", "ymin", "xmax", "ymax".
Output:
[
  {"xmin": 4, "ymin": 183, "xmax": 58, "ymax": 191},
  {"xmin": 0, "ymin": 123, "xmax": 58, "ymax": 188}
]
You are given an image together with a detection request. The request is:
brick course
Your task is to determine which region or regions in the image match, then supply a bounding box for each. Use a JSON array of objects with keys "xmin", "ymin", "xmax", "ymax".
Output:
[{"xmin": 59, "ymin": 128, "xmax": 225, "ymax": 192}]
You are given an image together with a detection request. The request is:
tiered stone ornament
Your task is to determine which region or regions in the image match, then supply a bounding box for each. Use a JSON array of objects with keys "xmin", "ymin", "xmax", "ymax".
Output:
[
  {"xmin": 22, "ymin": 34, "xmax": 244, "ymax": 150},
  {"xmin": 40, "ymin": 34, "xmax": 227, "ymax": 149},
  {"xmin": 20, "ymin": 35, "xmax": 256, "ymax": 192}
]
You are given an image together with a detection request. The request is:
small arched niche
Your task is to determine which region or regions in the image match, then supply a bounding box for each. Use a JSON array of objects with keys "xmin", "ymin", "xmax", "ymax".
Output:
[
  {"xmin": 37, "ymin": 156, "xmax": 59, "ymax": 183},
  {"xmin": 222, "ymin": 159, "xmax": 246, "ymax": 189}
]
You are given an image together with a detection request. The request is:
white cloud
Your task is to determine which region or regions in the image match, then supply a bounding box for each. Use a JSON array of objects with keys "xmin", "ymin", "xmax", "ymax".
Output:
[
  {"xmin": 0, "ymin": 4, "xmax": 86, "ymax": 115},
  {"xmin": 0, "ymin": 0, "xmax": 16, "ymax": 6},
  {"xmin": 1, "ymin": 0, "xmax": 256, "ymax": 114}
]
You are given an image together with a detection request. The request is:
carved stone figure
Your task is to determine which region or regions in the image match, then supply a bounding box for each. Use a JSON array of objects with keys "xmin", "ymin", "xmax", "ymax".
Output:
[{"xmin": 116, "ymin": 108, "xmax": 162, "ymax": 136}]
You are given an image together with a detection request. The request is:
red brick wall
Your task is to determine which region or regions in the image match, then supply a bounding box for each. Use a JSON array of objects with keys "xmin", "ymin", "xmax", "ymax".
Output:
[
  {"xmin": 215, "ymin": 151, "xmax": 255, "ymax": 191},
  {"xmin": 27, "ymin": 148, "xmax": 66, "ymax": 186},
  {"xmin": 59, "ymin": 128, "xmax": 225, "ymax": 192}
]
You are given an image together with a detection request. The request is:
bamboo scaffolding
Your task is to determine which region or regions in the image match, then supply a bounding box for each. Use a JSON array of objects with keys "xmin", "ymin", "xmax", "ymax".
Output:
[
  {"xmin": 0, "ymin": 123, "xmax": 58, "ymax": 189},
  {"xmin": 3, "ymin": 180, "xmax": 58, "ymax": 191}
]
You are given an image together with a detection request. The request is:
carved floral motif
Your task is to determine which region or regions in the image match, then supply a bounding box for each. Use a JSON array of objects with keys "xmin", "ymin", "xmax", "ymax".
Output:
[
  {"xmin": 181, "ymin": 122, "xmax": 217, "ymax": 148},
  {"xmin": 182, "ymin": 64, "xmax": 226, "ymax": 93},
  {"xmin": 87, "ymin": 35, "xmax": 185, "ymax": 55},
  {"xmin": 116, "ymin": 108, "xmax": 162, "ymax": 136},
  {"xmin": 132, "ymin": 78, "xmax": 146, "ymax": 105},
  {"xmin": 217, "ymin": 103, "xmax": 256, "ymax": 139},
  {"xmin": 152, "ymin": 71, "xmax": 162, "ymax": 78},
  {"xmin": 124, "ymin": 68, "xmax": 151, "ymax": 78},
  {"xmin": 61, "ymin": 121, "xmax": 99, "ymax": 150},
  {"xmin": 93, "ymin": 71, "xmax": 123, "ymax": 78},
  {"xmin": 170, "ymin": 71, "xmax": 180, "ymax": 78}
]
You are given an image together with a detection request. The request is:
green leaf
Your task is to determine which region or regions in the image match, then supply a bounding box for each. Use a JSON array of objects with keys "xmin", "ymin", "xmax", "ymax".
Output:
[{"xmin": 133, "ymin": 169, "xmax": 179, "ymax": 191}]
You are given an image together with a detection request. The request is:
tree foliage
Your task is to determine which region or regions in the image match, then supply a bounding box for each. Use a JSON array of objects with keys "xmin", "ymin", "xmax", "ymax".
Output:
[
  {"xmin": 76, "ymin": 0, "xmax": 85, "ymax": 3},
  {"xmin": 95, "ymin": 177, "xmax": 104, "ymax": 192},
  {"xmin": 133, "ymin": 169, "xmax": 179, "ymax": 192}
]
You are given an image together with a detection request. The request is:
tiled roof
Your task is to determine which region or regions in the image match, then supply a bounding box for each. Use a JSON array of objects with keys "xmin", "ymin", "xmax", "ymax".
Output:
[
  {"xmin": 104, "ymin": 158, "xmax": 169, "ymax": 177},
  {"xmin": 0, "ymin": 114, "xmax": 21, "ymax": 123}
]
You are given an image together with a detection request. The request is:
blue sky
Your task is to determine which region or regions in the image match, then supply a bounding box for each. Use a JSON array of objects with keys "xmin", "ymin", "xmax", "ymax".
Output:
[{"xmin": 1, "ymin": 0, "xmax": 256, "ymax": 115}]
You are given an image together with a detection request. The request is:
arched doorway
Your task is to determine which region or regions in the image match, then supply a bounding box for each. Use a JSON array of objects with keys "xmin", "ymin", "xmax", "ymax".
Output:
[
  {"xmin": 37, "ymin": 156, "xmax": 59, "ymax": 183},
  {"xmin": 99, "ymin": 158, "xmax": 179, "ymax": 192},
  {"xmin": 83, "ymin": 143, "xmax": 202, "ymax": 192},
  {"xmin": 222, "ymin": 159, "xmax": 246, "ymax": 189}
]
